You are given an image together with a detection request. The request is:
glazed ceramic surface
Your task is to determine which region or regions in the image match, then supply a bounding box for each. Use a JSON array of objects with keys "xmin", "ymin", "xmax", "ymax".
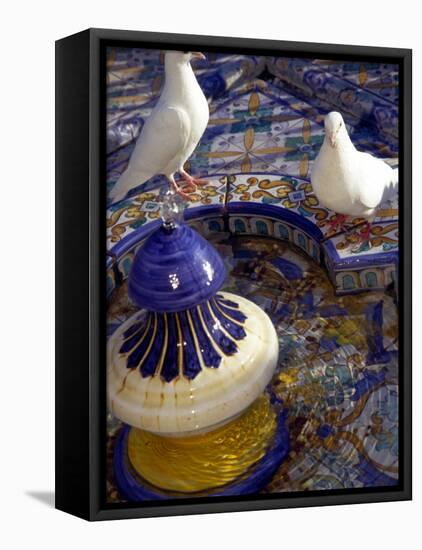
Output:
[
  {"xmin": 105, "ymin": 49, "xmax": 399, "ymax": 503},
  {"xmin": 108, "ymin": 291, "xmax": 278, "ymax": 435},
  {"xmin": 128, "ymin": 223, "xmax": 226, "ymax": 312},
  {"xmin": 107, "ymin": 232, "xmax": 399, "ymax": 501},
  {"xmin": 113, "ymin": 399, "xmax": 289, "ymax": 499}
]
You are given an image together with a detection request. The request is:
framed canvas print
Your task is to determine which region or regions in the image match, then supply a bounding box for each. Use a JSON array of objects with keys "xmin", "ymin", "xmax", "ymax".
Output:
[{"xmin": 55, "ymin": 28, "xmax": 412, "ymax": 521}]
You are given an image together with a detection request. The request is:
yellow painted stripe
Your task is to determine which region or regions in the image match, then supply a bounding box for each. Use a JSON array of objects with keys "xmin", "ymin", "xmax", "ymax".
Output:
[
  {"xmin": 155, "ymin": 313, "xmax": 169, "ymax": 377},
  {"xmin": 186, "ymin": 310, "xmax": 207, "ymax": 370},
  {"xmin": 213, "ymin": 299, "xmax": 245, "ymax": 327},
  {"xmin": 377, "ymin": 209, "xmax": 398, "ymax": 217},
  {"xmin": 136, "ymin": 313, "xmax": 158, "ymax": 370},
  {"xmin": 208, "ymin": 117, "xmax": 241, "ymax": 125},
  {"xmin": 253, "ymin": 146, "xmax": 295, "ymax": 155},
  {"xmin": 174, "ymin": 313, "xmax": 184, "ymax": 378},
  {"xmin": 206, "ymin": 302, "xmax": 237, "ymax": 345},
  {"xmin": 197, "ymin": 305, "xmax": 228, "ymax": 357},
  {"xmin": 108, "ymin": 94, "xmax": 150, "ymax": 104},
  {"xmin": 200, "ymin": 151, "xmax": 243, "ymax": 158},
  {"xmin": 122, "ymin": 314, "xmax": 152, "ymax": 351}
]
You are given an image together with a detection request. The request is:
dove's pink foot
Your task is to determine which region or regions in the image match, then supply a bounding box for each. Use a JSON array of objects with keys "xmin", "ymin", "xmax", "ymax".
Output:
[
  {"xmin": 168, "ymin": 175, "xmax": 192, "ymax": 201},
  {"xmin": 327, "ymin": 213, "xmax": 348, "ymax": 234},
  {"xmin": 350, "ymin": 221, "xmax": 373, "ymax": 253},
  {"xmin": 179, "ymin": 169, "xmax": 209, "ymax": 189}
]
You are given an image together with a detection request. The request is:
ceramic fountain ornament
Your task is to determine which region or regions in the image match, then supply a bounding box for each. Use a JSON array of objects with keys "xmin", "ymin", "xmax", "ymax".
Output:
[
  {"xmin": 108, "ymin": 193, "xmax": 280, "ymax": 435},
  {"xmin": 107, "ymin": 193, "xmax": 287, "ymax": 497}
]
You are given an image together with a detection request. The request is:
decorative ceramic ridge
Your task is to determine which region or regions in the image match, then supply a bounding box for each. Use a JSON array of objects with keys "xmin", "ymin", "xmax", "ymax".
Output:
[
  {"xmin": 119, "ymin": 294, "xmax": 247, "ymax": 382},
  {"xmin": 108, "ymin": 218, "xmax": 279, "ymax": 434},
  {"xmin": 108, "ymin": 291, "xmax": 279, "ymax": 434}
]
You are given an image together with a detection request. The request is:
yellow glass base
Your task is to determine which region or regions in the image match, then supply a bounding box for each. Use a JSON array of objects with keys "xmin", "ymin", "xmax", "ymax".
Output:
[{"xmin": 127, "ymin": 394, "xmax": 277, "ymax": 493}]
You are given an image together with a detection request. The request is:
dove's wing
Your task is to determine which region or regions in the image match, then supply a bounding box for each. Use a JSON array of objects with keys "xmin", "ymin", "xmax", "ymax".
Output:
[
  {"xmin": 357, "ymin": 152, "xmax": 394, "ymax": 209},
  {"xmin": 109, "ymin": 105, "xmax": 191, "ymax": 203},
  {"xmin": 128, "ymin": 105, "xmax": 191, "ymax": 176}
]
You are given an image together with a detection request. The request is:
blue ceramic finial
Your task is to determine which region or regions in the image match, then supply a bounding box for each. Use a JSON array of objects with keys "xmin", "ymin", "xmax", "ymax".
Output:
[{"xmin": 128, "ymin": 194, "xmax": 226, "ymax": 313}]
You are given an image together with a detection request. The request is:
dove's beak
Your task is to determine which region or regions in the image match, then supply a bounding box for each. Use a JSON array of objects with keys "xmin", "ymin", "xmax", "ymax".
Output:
[
  {"xmin": 191, "ymin": 52, "xmax": 206, "ymax": 60},
  {"xmin": 328, "ymin": 132, "xmax": 336, "ymax": 148}
]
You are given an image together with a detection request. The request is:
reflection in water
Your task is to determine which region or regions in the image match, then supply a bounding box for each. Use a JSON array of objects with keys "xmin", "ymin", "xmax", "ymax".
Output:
[{"xmin": 107, "ymin": 234, "xmax": 399, "ymax": 502}]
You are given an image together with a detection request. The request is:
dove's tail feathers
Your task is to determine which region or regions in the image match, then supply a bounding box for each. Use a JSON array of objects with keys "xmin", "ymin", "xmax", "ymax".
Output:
[
  {"xmin": 392, "ymin": 167, "xmax": 399, "ymax": 190},
  {"xmin": 109, "ymin": 167, "xmax": 151, "ymax": 203},
  {"xmin": 381, "ymin": 166, "xmax": 399, "ymax": 205},
  {"xmin": 388, "ymin": 167, "xmax": 399, "ymax": 199}
]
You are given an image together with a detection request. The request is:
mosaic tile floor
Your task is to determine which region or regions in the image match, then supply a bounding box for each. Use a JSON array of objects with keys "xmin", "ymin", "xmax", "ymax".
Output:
[
  {"xmin": 106, "ymin": 49, "xmax": 398, "ymax": 202},
  {"xmin": 106, "ymin": 49, "xmax": 398, "ymax": 197},
  {"xmin": 105, "ymin": 48, "xmax": 399, "ymax": 501},
  {"xmin": 107, "ymin": 233, "xmax": 399, "ymax": 501}
]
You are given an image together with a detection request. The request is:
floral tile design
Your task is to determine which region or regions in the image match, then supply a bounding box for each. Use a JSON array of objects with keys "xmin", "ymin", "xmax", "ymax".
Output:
[{"xmin": 106, "ymin": 47, "xmax": 398, "ymax": 270}]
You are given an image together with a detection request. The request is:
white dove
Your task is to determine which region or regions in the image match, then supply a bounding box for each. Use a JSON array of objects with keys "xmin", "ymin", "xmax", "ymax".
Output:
[
  {"xmin": 109, "ymin": 51, "xmax": 209, "ymax": 203},
  {"xmin": 311, "ymin": 111, "xmax": 398, "ymax": 249}
]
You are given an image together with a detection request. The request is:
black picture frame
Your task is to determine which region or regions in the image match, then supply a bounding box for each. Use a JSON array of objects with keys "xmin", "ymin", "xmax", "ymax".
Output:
[{"xmin": 55, "ymin": 28, "xmax": 412, "ymax": 521}]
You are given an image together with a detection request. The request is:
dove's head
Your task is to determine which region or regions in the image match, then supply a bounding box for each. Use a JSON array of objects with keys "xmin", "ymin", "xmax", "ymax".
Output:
[
  {"xmin": 324, "ymin": 111, "xmax": 345, "ymax": 148},
  {"xmin": 165, "ymin": 51, "xmax": 206, "ymax": 65}
]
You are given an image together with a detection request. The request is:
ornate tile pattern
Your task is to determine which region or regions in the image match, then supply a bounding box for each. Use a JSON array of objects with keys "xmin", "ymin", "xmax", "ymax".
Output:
[
  {"xmin": 106, "ymin": 48, "xmax": 398, "ymax": 296},
  {"xmin": 107, "ymin": 233, "xmax": 399, "ymax": 501},
  {"xmin": 105, "ymin": 47, "xmax": 399, "ymax": 501},
  {"xmin": 106, "ymin": 47, "xmax": 398, "ymax": 200}
]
